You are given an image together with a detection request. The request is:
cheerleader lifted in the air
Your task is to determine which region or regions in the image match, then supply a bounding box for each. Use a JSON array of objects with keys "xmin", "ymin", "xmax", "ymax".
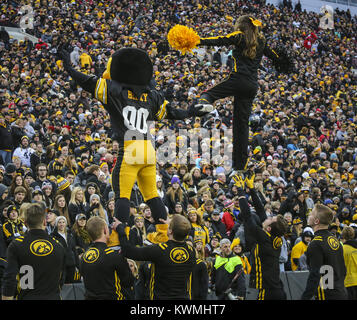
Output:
[{"xmin": 168, "ymin": 15, "xmax": 294, "ymax": 176}]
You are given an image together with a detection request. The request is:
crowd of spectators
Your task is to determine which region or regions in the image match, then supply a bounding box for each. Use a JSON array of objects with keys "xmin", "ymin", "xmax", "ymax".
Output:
[{"xmin": 0, "ymin": 0, "xmax": 356, "ymax": 299}]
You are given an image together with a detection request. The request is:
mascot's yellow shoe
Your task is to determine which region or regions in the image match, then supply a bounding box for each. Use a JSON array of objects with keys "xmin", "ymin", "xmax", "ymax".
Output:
[
  {"xmin": 146, "ymin": 224, "xmax": 169, "ymax": 244},
  {"xmin": 107, "ymin": 226, "xmax": 130, "ymax": 247}
]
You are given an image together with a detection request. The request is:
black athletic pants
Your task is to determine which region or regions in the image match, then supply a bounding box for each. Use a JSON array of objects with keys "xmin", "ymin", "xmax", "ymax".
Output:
[
  {"xmin": 257, "ymin": 288, "xmax": 287, "ymax": 300},
  {"xmin": 198, "ymin": 73, "xmax": 257, "ymax": 171}
]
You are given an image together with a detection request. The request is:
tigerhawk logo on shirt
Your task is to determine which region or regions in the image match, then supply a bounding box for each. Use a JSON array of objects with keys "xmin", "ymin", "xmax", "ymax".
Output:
[
  {"xmin": 83, "ymin": 248, "xmax": 100, "ymax": 263},
  {"xmin": 170, "ymin": 247, "xmax": 189, "ymax": 263},
  {"xmin": 30, "ymin": 240, "xmax": 53, "ymax": 256},
  {"xmin": 327, "ymin": 236, "xmax": 340, "ymax": 250},
  {"xmin": 273, "ymin": 237, "xmax": 283, "ymax": 250}
]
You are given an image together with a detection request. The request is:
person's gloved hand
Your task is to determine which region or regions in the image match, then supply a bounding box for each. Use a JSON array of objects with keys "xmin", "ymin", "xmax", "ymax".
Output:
[
  {"xmin": 275, "ymin": 48, "xmax": 295, "ymax": 74},
  {"xmin": 89, "ymin": 203, "xmax": 99, "ymax": 211},
  {"xmin": 232, "ymin": 174, "xmax": 245, "ymax": 190},
  {"xmin": 56, "ymin": 45, "xmax": 71, "ymax": 69},
  {"xmin": 245, "ymin": 172, "xmax": 255, "ymax": 189},
  {"xmin": 188, "ymin": 103, "xmax": 213, "ymax": 117}
]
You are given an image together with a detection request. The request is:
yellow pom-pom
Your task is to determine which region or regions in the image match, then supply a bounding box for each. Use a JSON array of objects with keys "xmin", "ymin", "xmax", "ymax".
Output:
[{"xmin": 167, "ymin": 25, "xmax": 200, "ymax": 55}]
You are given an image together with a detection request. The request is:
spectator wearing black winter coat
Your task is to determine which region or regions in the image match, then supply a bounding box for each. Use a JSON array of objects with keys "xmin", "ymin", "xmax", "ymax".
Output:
[
  {"xmin": 292, "ymin": 192, "xmax": 309, "ymax": 226},
  {"xmin": 135, "ymin": 261, "xmax": 152, "ymax": 300},
  {"xmin": 2, "ymin": 163, "xmax": 17, "ymax": 187},
  {"xmin": 190, "ymin": 239, "xmax": 209, "ymax": 300},
  {"xmin": 129, "ymin": 216, "xmax": 146, "ymax": 247},
  {"xmin": 338, "ymin": 194, "xmax": 354, "ymax": 216},
  {"xmin": 51, "ymin": 216, "xmax": 80, "ymax": 284},
  {"xmin": 210, "ymin": 210, "xmax": 228, "ymax": 239},
  {"xmin": 142, "ymin": 205, "xmax": 155, "ymax": 234},
  {"xmin": 30, "ymin": 163, "xmax": 57, "ymax": 192},
  {"xmin": 85, "ymin": 164, "xmax": 107, "ymax": 196},
  {"xmin": 0, "ymin": 116, "xmax": 22, "ymax": 165},
  {"xmin": 279, "ymin": 190, "xmax": 298, "ymax": 215},
  {"xmin": 164, "ymin": 176, "xmax": 188, "ymax": 214},
  {"xmin": 0, "ymin": 27, "xmax": 10, "ymax": 47},
  {"xmin": 0, "ymin": 184, "xmax": 9, "ymax": 208},
  {"xmin": 71, "ymin": 214, "xmax": 91, "ymax": 257},
  {"xmin": 68, "ymin": 187, "xmax": 90, "ymax": 226}
]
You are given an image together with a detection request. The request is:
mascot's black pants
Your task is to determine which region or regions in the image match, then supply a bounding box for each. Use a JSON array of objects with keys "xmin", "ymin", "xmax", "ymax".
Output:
[{"xmin": 199, "ymin": 73, "xmax": 257, "ymax": 171}]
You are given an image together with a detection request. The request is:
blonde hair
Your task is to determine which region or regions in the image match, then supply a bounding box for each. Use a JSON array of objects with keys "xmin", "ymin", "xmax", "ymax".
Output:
[
  {"xmin": 315, "ymin": 204, "xmax": 334, "ymax": 226},
  {"xmin": 89, "ymin": 196, "xmax": 107, "ymax": 221},
  {"xmin": 69, "ymin": 187, "xmax": 86, "ymax": 206},
  {"xmin": 341, "ymin": 226, "xmax": 355, "ymax": 241},
  {"xmin": 132, "ymin": 214, "xmax": 147, "ymax": 241},
  {"xmin": 19, "ymin": 202, "xmax": 32, "ymax": 221},
  {"xmin": 86, "ymin": 216, "xmax": 106, "ymax": 241},
  {"xmin": 127, "ymin": 259, "xmax": 139, "ymax": 277}
]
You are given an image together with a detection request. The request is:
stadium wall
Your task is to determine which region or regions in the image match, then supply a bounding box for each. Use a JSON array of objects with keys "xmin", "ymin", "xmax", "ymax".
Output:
[{"xmin": 60, "ymin": 271, "xmax": 311, "ymax": 300}]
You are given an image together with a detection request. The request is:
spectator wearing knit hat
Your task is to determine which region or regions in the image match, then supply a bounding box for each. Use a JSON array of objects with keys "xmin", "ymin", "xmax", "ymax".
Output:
[
  {"xmin": 55, "ymin": 176, "xmax": 71, "ymax": 204},
  {"xmin": 2, "ymin": 163, "xmax": 17, "ymax": 187},
  {"xmin": 221, "ymin": 199, "xmax": 236, "ymax": 236},
  {"xmin": 2, "ymin": 205, "xmax": 26, "ymax": 246},
  {"xmin": 51, "ymin": 215, "xmax": 80, "ymax": 284},
  {"xmin": 42, "ymin": 181, "xmax": 54, "ymax": 209},
  {"xmin": 163, "ymin": 176, "xmax": 188, "ymax": 215},
  {"xmin": 87, "ymin": 194, "xmax": 109, "ymax": 225},
  {"xmin": 231, "ymin": 237, "xmax": 251, "ymax": 275}
]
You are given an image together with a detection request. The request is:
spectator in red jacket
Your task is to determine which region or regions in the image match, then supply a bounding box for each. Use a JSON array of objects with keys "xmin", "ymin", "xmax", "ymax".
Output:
[
  {"xmin": 221, "ymin": 199, "xmax": 236, "ymax": 236},
  {"xmin": 35, "ymin": 38, "xmax": 48, "ymax": 50}
]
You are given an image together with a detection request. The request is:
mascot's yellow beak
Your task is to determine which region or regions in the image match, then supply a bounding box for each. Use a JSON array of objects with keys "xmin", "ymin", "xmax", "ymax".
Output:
[
  {"xmin": 102, "ymin": 57, "xmax": 112, "ymax": 80},
  {"xmin": 249, "ymin": 17, "xmax": 262, "ymax": 27}
]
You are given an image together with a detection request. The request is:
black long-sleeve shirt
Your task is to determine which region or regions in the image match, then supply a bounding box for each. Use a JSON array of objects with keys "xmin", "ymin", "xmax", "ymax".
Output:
[
  {"xmin": 243, "ymin": 188, "xmax": 267, "ymax": 252},
  {"xmin": 199, "ymin": 31, "xmax": 282, "ymax": 83},
  {"xmin": 301, "ymin": 229, "xmax": 347, "ymax": 300},
  {"xmin": 117, "ymin": 224, "xmax": 196, "ymax": 300},
  {"xmin": 2, "ymin": 229, "xmax": 66, "ymax": 300},
  {"xmin": 79, "ymin": 241, "xmax": 134, "ymax": 300},
  {"xmin": 238, "ymin": 188, "xmax": 283, "ymax": 291},
  {"xmin": 191, "ymin": 258, "xmax": 209, "ymax": 300}
]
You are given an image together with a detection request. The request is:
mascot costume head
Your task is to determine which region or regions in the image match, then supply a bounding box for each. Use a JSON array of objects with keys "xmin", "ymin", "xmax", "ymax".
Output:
[{"xmin": 102, "ymin": 47, "xmax": 153, "ymax": 87}]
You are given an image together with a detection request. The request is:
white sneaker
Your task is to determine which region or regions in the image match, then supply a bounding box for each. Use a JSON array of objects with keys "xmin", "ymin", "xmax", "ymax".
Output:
[{"xmin": 195, "ymin": 103, "xmax": 214, "ymax": 113}]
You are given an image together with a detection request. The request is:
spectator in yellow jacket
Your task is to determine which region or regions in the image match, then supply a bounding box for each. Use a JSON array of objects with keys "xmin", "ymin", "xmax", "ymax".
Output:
[
  {"xmin": 341, "ymin": 226, "xmax": 357, "ymax": 300},
  {"xmin": 79, "ymin": 52, "xmax": 93, "ymax": 69},
  {"xmin": 231, "ymin": 237, "xmax": 251, "ymax": 274},
  {"xmin": 291, "ymin": 227, "xmax": 314, "ymax": 271}
]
